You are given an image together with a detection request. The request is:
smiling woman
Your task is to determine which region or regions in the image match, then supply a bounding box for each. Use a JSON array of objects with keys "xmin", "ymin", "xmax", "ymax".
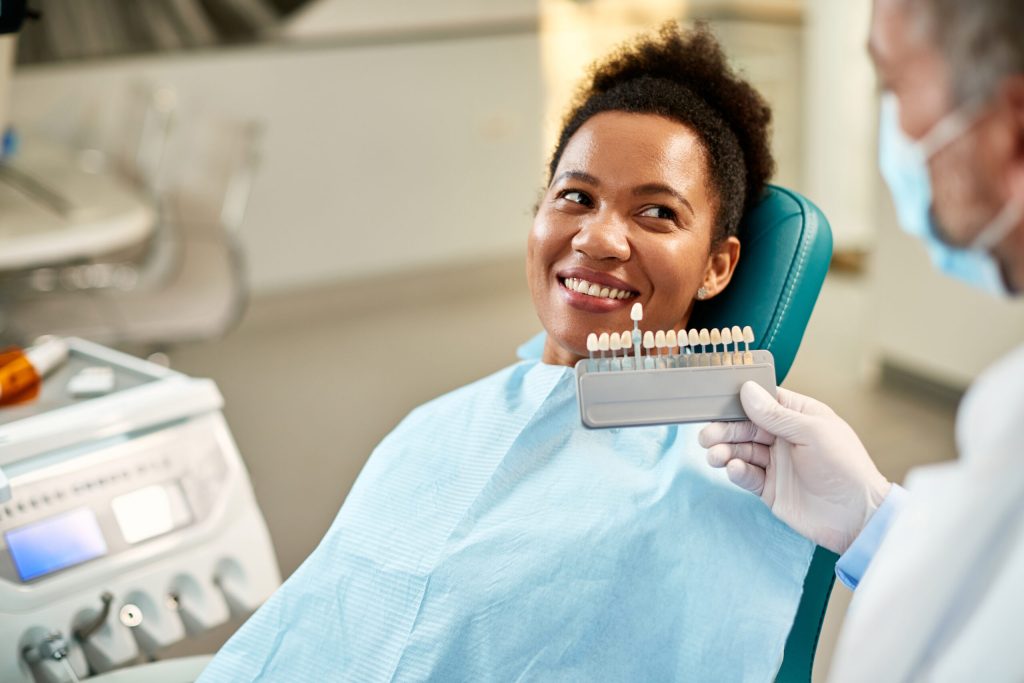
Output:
[
  {"xmin": 199, "ymin": 23, "xmax": 815, "ymax": 683},
  {"xmin": 530, "ymin": 22, "xmax": 774, "ymax": 366}
]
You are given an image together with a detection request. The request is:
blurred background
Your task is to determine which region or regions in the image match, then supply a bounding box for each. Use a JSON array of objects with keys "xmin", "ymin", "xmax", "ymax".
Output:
[{"xmin": 2, "ymin": 0, "xmax": 1023, "ymax": 679}]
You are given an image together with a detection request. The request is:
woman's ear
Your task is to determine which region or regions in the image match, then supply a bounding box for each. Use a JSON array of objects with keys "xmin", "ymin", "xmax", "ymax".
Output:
[{"xmin": 700, "ymin": 236, "xmax": 741, "ymax": 299}]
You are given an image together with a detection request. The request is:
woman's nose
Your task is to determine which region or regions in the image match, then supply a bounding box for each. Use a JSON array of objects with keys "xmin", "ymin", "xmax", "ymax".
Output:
[{"xmin": 571, "ymin": 213, "xmax": 631, "ymax": 262}]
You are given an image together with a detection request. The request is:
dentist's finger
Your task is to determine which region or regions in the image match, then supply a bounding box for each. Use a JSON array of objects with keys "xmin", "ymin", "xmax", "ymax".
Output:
[
  {"xmin": 775, "ymin": 386, "xmax": 836, "ymax": 417},
  {"xmin": 698, "ymin": 419, "xmax": 776, "ymax": 448},
  {"xmin": 724, "ymin": 459, "xmax": 766, "ymax": 496},
  {"xmin": 706, "ymin": 442, "xmax": 771, "ymax": 469},
  {"xmin": 739, "ymin": 382, "xmax": 811, "ymax": 442}
]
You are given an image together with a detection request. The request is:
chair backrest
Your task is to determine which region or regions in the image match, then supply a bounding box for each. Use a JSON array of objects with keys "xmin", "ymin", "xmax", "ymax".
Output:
[{"xmin": 690, "ymin": 185, "xmax": 834, "ymax": 683}]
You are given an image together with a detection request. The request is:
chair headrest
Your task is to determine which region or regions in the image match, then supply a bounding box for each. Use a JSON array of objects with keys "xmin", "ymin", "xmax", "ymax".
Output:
[{"xmin": 688, "ymin": 185, "xmax": 832, "ymax": 382}]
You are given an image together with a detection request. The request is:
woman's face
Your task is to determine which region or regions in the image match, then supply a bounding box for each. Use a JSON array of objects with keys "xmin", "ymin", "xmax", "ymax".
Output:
[{"xmin": 527, "ymin": 111, "xmax": 740, "ymax": 366}]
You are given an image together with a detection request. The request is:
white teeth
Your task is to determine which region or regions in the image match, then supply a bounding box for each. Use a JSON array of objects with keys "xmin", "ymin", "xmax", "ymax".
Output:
[{"xmin": 562, "ymin": 277, "xmax": 634, "ymax": 301}]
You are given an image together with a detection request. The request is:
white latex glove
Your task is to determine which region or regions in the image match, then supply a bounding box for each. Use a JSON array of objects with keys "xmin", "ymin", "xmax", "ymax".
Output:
[{"xmin": 698, "ymin": 381, "xmax": 892, "ymax": 555}]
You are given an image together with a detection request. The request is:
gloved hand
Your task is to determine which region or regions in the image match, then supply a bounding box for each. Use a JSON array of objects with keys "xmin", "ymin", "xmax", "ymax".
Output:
[{"xmin": 698, "ymin": 381, "xmax": 892, "ymax": 555}]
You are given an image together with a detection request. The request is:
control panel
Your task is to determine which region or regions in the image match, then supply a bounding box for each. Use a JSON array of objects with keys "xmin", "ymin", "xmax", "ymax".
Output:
[{"xmin": 0, "ymin": 339, "xmax": 280, "ymax": 683}]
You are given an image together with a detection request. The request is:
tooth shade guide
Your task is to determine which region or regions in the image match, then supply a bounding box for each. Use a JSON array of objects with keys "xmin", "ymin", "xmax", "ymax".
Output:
[
  {"xmin": 575, "ymin": 343, "xmax": 776, "ymax": 427},
  {"xmin": 630, "ymin": 302, "xmax": 643, "ymax": 321}
]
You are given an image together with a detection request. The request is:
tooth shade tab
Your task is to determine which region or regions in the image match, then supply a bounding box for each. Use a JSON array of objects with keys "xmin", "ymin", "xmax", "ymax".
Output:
[
  {"xmin": 620, "ymin": 331, "xmax": 631, "ymax": 349},
  {"xmin": 630, "ymin": 302, "xmax": 643, "ymax": 321},
  {"xmin": 598, "ymin": 332, "xmax": 610, "ymax": 352},
  {"xmin": 655, "ymin": 330, "xmax": 666, "ymax": 349},
  {"xmin": 743, "ymin": 326, "xmax": 755, "ymax": 345},
  {"xmin": 699, "ymin": 328, "xmax": 711, "ymax": 346},
  {"xmin": 721, "ymin": 328, "xmax": 733, "ymax": 348},
  {"xmin": 665, "ymin": 330, "xmax": 677, "ymax": 347},
  {"xmin": 731, "ymin": 326, "xmax": 743, "ymax": 344},
  {"xmin": 609, "ymin": 334, "xmax": 621, "ymax": 351},
  {"xmin": 688, "ymin": 329, "xmax": 700, "ymax": 346},
  {"xmin": 587, "ymin": 333, "xmax": 598, "ymax": 352},
  {"xmin": 643, "ymin": 331, "xmax": 655, "ymax": 349},
  {"xmin": 710, "ymin": 328, "xmax": 721, "ymax": 347}
]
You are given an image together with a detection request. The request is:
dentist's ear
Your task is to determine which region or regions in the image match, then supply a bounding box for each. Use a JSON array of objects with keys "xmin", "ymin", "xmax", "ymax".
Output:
[
  {"xmin": 1004, "ymin": 75, "xmax": 1024, "ymax": 199},
  {"xmin": 700, "ymin": 236, "xmax": 741, "ymax": 299}
]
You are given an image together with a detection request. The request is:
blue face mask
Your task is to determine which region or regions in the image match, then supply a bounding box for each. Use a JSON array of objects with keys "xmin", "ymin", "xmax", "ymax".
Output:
[{"xmin": 877, "ymin": 93, "xmax": 1021, "ymax": 297}]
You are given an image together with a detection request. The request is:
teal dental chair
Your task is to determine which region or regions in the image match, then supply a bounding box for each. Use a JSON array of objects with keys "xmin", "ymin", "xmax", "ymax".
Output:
[
  {"xmin": 688, "ymin": 185, "xmax": 835, "ymax": 683},
  {"xmin": 519, "ymin": 184, "xmax": 834, "ymax": 682}
]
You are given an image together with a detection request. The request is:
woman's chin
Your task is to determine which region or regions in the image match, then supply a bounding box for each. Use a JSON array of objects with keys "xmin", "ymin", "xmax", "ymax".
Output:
[{"xmin": 540, "ymin": 329, "xmax": 589, "ymax": 366}]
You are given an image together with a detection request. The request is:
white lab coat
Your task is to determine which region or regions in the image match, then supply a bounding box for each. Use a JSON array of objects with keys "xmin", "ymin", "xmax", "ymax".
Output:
[{"xmin": 829, "ymin": 343, "xmax": 1024, "ymax": 682}]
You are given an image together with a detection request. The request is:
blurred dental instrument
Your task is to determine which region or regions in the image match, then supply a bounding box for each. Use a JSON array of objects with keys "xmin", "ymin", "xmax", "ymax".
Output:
[{"xmin": 0, "ymin": 336, "xmax": 69, "ymax": 405}]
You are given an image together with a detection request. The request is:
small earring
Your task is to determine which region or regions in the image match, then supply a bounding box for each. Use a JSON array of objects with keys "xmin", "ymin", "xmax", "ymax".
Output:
[{"xmin": 697, "ymin": 286, "xmax": 709, "ymax": 300}]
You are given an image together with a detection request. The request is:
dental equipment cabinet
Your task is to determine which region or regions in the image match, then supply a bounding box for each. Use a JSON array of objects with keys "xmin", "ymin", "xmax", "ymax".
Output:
[{"xmin": 0, "ymin": 338, "xmax": 279, "ymax": 683}]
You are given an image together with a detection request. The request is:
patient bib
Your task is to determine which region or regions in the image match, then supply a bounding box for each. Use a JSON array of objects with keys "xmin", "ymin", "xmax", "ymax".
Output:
[{"xmin": 200, "ymin": 361, "xmax": 813, "ymax": 682}]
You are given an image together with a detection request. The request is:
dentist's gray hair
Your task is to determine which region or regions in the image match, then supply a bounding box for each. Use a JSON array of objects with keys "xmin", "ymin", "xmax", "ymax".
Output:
[{"xmin": 905, "ymin": 0, "xmax": 1024, "ymax": 105}]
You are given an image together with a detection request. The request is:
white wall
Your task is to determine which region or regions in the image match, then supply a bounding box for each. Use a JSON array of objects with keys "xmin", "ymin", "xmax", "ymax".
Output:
[
  {"xmin": 11, "ymin": 31, "xmax": 543, "ymax": 294},
  {"xmin": 802, "ymin": 0, "xmax": 877, "ymax": 251},
  {"xmin": 871, "ymin": 199, "xmax": 1024, "ymax": 389},
  {"xmin": 284, "ymin": 0, "xmax": 538, "ymax": 38}
]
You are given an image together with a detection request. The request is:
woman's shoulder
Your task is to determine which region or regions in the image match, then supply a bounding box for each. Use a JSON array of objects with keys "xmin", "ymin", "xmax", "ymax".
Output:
[
  {"xmin": 407, "ymin": 359, "xmax": 569, "ymax": 420},
  {"xmin": 368, "ymin": 359, "xmax": 568, "ymax": 465}
]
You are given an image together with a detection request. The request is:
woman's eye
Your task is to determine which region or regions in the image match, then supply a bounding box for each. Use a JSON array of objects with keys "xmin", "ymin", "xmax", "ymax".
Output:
[
  {"xmin": 639, "ymin": 205, "xmax": 677, "ymax": 221},
  {"xmin": 558, "ymin": 190, "xmax": 593, "ymax": 207}
]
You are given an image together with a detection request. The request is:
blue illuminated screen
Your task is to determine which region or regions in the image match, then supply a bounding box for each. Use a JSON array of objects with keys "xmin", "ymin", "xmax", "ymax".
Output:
[{"xmin": 6, "ymin": 507, "xmax": 108, "ymax": 581}]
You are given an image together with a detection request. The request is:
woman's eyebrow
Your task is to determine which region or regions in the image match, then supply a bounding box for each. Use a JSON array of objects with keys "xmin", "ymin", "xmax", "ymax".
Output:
[
  {"xmin": 633, "ymin": 183, "xmax": 694, "ymax": 217},
  {"xmin": 553, "ymin": 170, "xmax": 600, "ymax": 186}
]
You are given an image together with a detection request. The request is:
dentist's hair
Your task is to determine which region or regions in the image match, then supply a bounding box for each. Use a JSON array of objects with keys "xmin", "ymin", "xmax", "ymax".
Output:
[
  {"xmin": 547, "ymin": 22, "xmax": 775, "ymax": 245},
  {"xmin": 905, "ymin": 0, "xmax": 1024, "ymax": 105}
]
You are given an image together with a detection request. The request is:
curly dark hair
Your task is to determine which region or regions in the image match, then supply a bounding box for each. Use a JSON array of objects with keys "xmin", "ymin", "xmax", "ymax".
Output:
[{"xmin": 548, "ymin": 22, "xmax": 775, "ymax": 244}]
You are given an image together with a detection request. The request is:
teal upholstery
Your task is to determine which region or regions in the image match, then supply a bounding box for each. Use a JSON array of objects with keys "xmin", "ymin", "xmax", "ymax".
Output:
[{"xmin": 690, "ymin": 185, "xmax": 834, "ymax": 683}]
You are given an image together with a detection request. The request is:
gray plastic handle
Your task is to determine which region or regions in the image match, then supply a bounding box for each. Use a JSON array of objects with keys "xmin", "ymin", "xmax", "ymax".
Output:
[{"xmin": 575, "ymin": 350, "xmax": 776, "ymax": 428}]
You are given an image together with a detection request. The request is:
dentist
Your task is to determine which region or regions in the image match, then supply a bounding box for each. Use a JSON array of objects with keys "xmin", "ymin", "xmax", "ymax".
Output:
[{"xmin": 700, "ymin": 0, "xmax": 1024, "ymax": 680}]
